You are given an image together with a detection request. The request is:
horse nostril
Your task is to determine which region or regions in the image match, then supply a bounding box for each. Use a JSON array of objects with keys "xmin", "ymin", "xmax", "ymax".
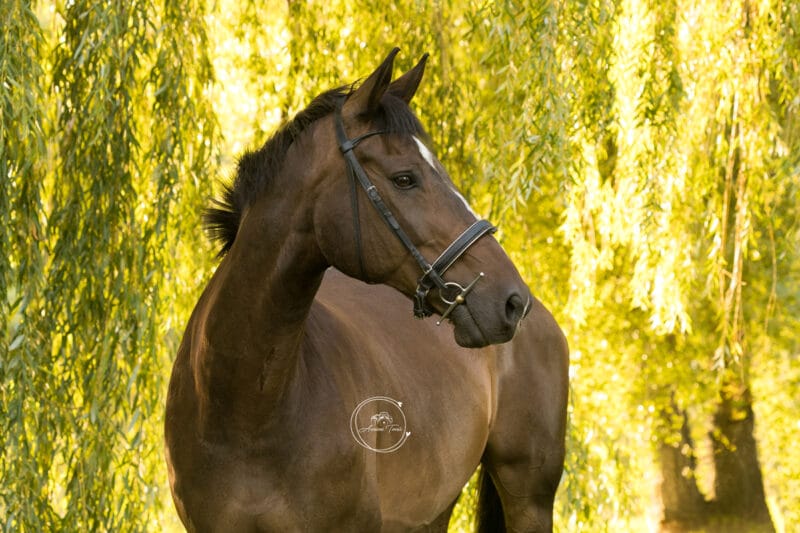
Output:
[{"xmin": 505, "ymin": 293, "xmax": 525, "ymax": 323}]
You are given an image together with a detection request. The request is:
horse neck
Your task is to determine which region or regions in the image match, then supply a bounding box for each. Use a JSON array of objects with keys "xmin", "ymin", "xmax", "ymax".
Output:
[{"xmin": 194, "ymin": 168, "xmax": 326, "ymax": 428}]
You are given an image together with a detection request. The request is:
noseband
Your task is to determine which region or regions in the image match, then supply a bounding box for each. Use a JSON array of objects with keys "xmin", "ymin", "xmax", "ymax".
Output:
[{"xmin": 334, "ymin": 100, "xmax": 497, "ymax": 322}]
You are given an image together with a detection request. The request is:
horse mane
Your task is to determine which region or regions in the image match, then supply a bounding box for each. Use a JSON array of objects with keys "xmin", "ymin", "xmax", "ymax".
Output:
[{"xmin": 204, "ymin": 85, "xmax": 428, "ymax": 257}]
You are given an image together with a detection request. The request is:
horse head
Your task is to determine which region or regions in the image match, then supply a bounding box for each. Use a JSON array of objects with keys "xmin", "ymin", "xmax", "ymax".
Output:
[{"xmin": 312, "ymin": 49, "xmax": 532, "ymax": 348}]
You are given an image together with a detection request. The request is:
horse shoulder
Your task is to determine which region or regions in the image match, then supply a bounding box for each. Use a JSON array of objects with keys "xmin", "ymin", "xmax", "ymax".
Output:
[
  {"xmin": 497, "ymin": 295, "xmax": 569, "ymax": 442},
  {"xmin": 520, "ymin": 296, "xmax": 569, "ymax": 363}
]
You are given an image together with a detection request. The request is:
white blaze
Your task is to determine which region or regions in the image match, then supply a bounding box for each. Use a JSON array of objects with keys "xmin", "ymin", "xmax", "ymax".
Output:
[
  {"xmin": 453, "ymin": 189, "xmax": 479, "ymax": 220},
  {"xmin": 412, "ymin": 135, "xmax": 479, "ymax": 220},
  {"xmin": 413, "ymin": 136, "xmax": 436, "ymax": 169}
]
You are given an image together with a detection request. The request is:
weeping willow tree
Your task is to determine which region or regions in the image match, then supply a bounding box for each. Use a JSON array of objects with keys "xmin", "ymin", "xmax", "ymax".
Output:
[
  {"xmin": 1, "ymin": 1, "xmax": 50, "ymax": 524},
  {"xmin": 1, "ymin": 0, "xmax": 218, "ymax": 529},
  {"xmin": 470, "ymin": 0, "xmax": 800, "ymax": 530},
  {"xmin": 2, "ymin": 0, "xmax": 799, "ymax": 531}
]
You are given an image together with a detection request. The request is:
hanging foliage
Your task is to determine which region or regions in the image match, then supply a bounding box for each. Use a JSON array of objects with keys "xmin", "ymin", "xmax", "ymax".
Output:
[
  {"xmin": 1, "ymin": 0, "xmax": 798, "ymax": 530},
  {"xmin": 1, "ymin": 0, "xmax": 218, "ymax": 529},
  {"xmin": 1, "ymin": 0, "xmax": 50, "ymax": 528}
]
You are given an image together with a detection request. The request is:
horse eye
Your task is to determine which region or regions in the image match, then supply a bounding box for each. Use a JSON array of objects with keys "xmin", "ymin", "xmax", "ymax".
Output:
[{"xmin": 391, "ymin": 174, "xmax": 416, "ymax": 190}]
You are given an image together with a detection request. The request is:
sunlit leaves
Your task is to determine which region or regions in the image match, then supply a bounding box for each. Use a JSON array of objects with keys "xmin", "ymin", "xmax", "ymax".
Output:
[
  {"xmin": 471, "ymin": 0, "xmax": 799, "ymax": 528},
  {"xmin": 3, "ymin": 0, "xmax": 799, "ymax": 530},
  {"xmin": 1, "ymin": 0, "xmax": 52, "ymax": 529},
  {"xmin": 2, "ymin": 0, "xmax": 217, "ymax": 530}
]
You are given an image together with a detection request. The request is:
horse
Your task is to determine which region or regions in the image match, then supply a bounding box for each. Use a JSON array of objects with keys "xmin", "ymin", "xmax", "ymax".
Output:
[{"xmin": 165, "ymin": 48, "xmax": 568, "ymax": 532}]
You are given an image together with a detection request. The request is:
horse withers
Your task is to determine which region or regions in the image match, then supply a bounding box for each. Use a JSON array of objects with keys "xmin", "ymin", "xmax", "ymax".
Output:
[{"xmin": 165, "ymin": 48, "xmax": 568, "ymax": 532}]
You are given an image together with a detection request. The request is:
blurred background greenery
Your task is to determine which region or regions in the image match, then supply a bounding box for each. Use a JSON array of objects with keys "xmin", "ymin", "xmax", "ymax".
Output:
[{"xmin": 2, "ymin": 0, "xmax": 798, "ymax": 531}]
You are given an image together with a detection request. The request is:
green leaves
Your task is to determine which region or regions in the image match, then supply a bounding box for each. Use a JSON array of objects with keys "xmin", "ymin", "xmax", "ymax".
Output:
[
  {"xmin": 2, "ymin": 0, "xmax": 217, "ymax": 530},
  {"xmin": 2, "ymin": 0, "xmax": 799, "ymax": 530}
]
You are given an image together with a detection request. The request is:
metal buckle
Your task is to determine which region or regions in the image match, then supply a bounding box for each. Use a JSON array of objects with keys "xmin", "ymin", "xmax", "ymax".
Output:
[{"xmin": 436, "ymin": 272, "xmax": 485, "ymax": 325}]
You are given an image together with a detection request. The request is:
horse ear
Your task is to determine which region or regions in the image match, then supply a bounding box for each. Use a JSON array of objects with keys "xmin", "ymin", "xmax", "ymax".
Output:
[
  {"xmin": 387, "ymin": 53, "xmax": 428, "ymax": 105},
  {"xmin": 347, "ymin": 47, "xmax": 400, "ymax": 116}
]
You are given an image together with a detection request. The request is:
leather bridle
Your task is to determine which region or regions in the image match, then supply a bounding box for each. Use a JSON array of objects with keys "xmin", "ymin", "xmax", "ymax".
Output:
[{"xmin": 334, "ymin": 99, "xmax": 497, "ymax": 323}]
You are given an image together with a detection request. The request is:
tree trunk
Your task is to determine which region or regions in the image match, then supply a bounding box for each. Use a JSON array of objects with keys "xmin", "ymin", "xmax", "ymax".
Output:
[
  {"xmin": 658, "ymin": 405, "xmax": 708, "ymax": 532},
  {"xmin": 709, "ymin": 383, "xmax": 774, "ymax": 532},
  {"xmin": 657, "ymin": 383, "xmax": 774, "ymax": 532}
]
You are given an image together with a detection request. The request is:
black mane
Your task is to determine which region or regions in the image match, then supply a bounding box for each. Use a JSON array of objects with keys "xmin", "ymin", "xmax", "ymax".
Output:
[{"xmin": 203, "ymin": 86, "xmax": 428, "ymax": 257}]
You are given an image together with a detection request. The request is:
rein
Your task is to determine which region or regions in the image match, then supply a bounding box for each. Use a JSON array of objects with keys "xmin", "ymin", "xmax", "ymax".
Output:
[{"xmin": 334, "ymin": 99, "xmax": 496, "ymax": 322}]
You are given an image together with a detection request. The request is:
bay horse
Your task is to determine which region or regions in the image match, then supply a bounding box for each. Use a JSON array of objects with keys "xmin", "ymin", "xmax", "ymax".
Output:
[{"xmin": 165, "ymin": 48, "xmax": 568, "ymax": 532}]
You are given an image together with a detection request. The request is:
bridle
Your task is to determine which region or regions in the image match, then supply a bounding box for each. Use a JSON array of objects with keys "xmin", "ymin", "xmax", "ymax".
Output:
[{"xmin": 334, "ymin": 99, "xmax": 497, "ymax": 323}]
